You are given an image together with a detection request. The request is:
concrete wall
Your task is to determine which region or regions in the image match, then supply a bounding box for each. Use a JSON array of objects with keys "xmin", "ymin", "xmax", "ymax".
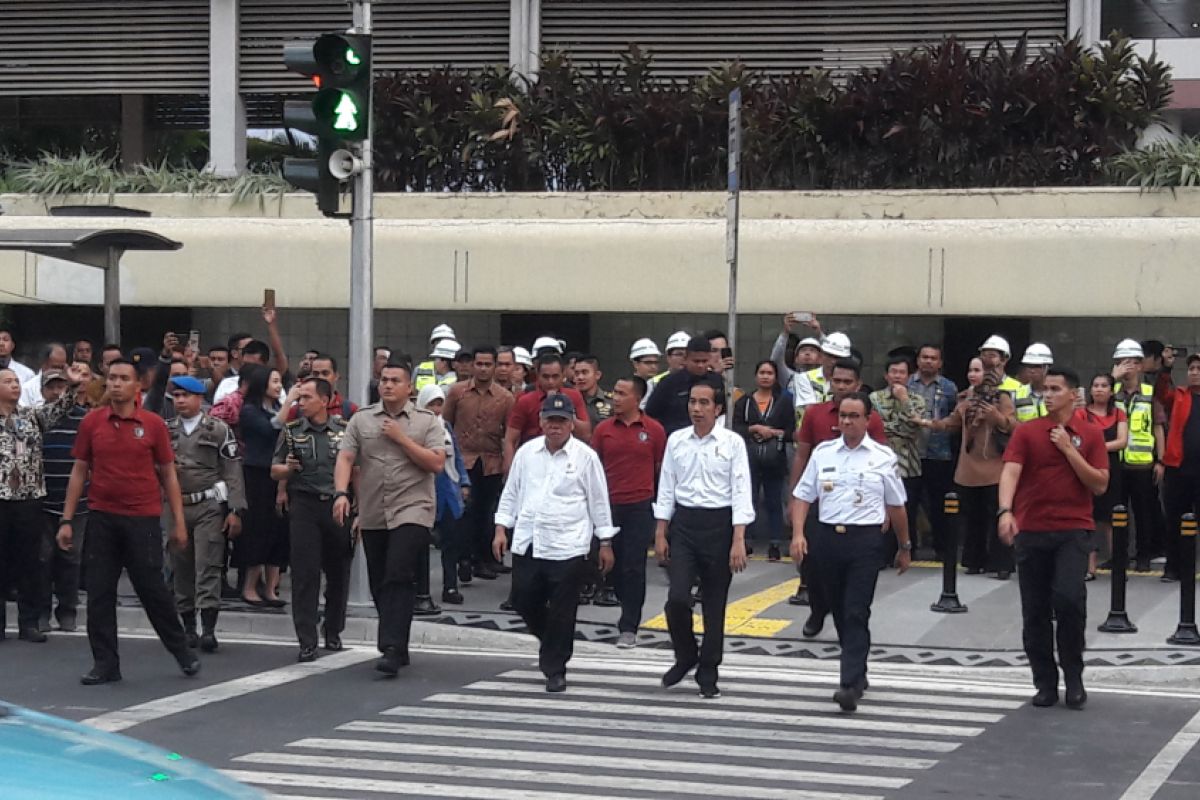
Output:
[{"xmin": 4, "ymin": 210, "xmax": 1200, "ymax": 317}]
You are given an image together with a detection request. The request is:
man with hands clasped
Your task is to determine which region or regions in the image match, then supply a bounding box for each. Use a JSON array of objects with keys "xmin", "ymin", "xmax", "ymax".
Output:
[{"xmin": 998, "ymin": 367, "xmax": 1108, "ymax": 711}]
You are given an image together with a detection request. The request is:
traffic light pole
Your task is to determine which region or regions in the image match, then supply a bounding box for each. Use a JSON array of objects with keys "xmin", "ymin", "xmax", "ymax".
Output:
[
  {"xmin": 347, "ymin": 0, "xmax": 374, "ymax": 609},
  {"xmin": 347, "ymin": 0, "xmax": 373, "ymax": 412}
]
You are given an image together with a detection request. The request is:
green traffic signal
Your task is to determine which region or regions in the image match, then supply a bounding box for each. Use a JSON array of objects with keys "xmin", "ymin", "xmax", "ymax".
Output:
[
  {"xmin": 332, "ymin": 93, "xmax": 361, "ymax": 132},
  {"xmin": 345, "ymin": 47, "xmax": 362, "ymax": 67}
]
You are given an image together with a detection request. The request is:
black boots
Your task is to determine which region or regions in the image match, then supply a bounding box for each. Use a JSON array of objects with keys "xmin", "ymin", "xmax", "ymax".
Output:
[
  {"xmin": 199, "ymin": 608, "xmax": 219, "ymax": 653},
  {"xmin": 181, "ymin": 611, "xmax": 199, "ymax": 649}
]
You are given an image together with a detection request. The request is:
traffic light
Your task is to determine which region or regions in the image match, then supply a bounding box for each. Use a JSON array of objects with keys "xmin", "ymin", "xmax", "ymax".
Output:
[{"xmin": 281, "ymin": 33, "xmax": 372, "ymax": 216}]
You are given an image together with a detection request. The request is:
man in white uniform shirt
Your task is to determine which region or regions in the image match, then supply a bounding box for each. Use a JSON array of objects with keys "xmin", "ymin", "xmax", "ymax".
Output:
[
  {"xmin": 654, "ymin": 381, "xmax": 753, "ymax": 699},
  {"xmin": 494, "ymin": 393, "xmax": 616, "ymax": 693},
  {"xmin": 792, "ymin": 391, "xmax": 912, "ymax": 712}
]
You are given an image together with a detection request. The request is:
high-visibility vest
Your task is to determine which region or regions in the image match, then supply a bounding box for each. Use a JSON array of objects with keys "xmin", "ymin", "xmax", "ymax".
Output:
[
  {"xmin": 1013, "ymin": 383, "xmax": 1047, "ymax": 422},
  {"xmin": 1117, "ymin": 381, "xmax": 1156, "ymax": 465},
  {"xmin": 437, "ymin": 372, "xmax": 457, "ymax": 387},
  {"xmin": 997, "ymin": 375, "xmax": 1022, "ymax": 395},
  {"xmin": 414, "ymin": 359, "xmax": 438, "ymax": 391}
]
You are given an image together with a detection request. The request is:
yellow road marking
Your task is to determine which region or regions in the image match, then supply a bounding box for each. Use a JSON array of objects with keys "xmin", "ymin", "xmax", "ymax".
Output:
[{"xmin": 642, "ymin": 578, "xmax": 800, "ymax": 636}]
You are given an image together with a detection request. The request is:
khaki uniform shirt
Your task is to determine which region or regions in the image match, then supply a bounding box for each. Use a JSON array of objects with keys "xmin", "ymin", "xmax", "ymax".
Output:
[
  {"xmin": 340, "ymin": 401, "xmax": 445, "ymax": 530},
  {"xmin": 273, "ymin": 415, "xmax": 347, "ymax": 497},
  {"xmin": 169, "ymin": 413, "xmax": 247, "ymax": 511}
]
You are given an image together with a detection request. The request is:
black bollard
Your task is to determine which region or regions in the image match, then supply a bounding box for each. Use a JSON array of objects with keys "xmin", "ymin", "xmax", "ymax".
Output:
[
  {"xmin": 1168, "ymin": 513, "xmax": 1200, "ymax": 646},
  {"xmin": 931, "ymin": 492, "xmax": 968, "ymax": 613},
  {"xmin": 1099, "ymin": 505, "xmax": 1137, "ymax": 633}
]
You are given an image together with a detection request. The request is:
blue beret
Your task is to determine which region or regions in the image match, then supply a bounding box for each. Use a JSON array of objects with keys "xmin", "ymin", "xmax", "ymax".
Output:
[{"xmin": 170, "ymin": 376, "xmax": 206, "ymax": 395}]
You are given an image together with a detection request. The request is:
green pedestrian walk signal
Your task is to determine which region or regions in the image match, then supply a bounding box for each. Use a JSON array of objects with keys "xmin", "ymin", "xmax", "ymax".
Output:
[{"xmin": 281, "ymin": 32, "xmax": 372, "ymax": 215}]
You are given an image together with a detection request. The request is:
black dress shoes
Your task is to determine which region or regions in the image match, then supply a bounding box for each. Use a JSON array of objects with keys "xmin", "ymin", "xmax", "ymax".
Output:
[
  {"xmin": 442, "ymin": 588, "xmax": 464, "ymax": 605},
  {"xmin": 412, "ymin": 596, "xmax": 440, "ymax": 616},
  {"xmin": 18, "ymin": 628, "xmax": 48, "ymax": 643},
  {"xmin": 298, "ymin": 646, "xmax": 318, "ymax": 663},
  {"xmin": 1065, "ymin": 686, "xmax": 1087, "ymax": 710},
  {"xmin": 81, "ymin": 668, "xmax": 122, "ymax": 686},
  {"xmin": 1031, "ymin": 688, "xmax": 1059, "ymax": 707},
  {"xmin": 698, "ymin": 684, "xmax": 721, "ymax": 699},
  {"xmin": 546, "ymin": 674, "xmax": 567, "ymax": 693},
  {"xmin": 177, "ymin": 651, "xmax": 201, "ymax": 677},
  {"xmin": 788, "ymin": 588, "xmax": 810, "ymax": 606},
  {"xmin": 834, "ymin": 686, "xmax": 862, "ymax": 712},
  {"xmin": 593, "ymin": 588, "xmax": 619, "ymax": 607},
  {"xmin": 802, "ymin": 614, "xmax": 824, "ymax": 638},
  {"xmin": 376, "ymin": 647, "xmax": 404, "ymax": 676},
  {"xmin": 323, "ymin": 634, "xmax": 343, "ymax": 652},
  {"xmin": 457, "ymin": 562, "xmax": 473, "ymax": 584},
  {"xmin": 661, "ymin": 659, "xmax": 698, "ymax": 688},
  {"xmin": 473, "ymin": 564, "xmax": 499, "ymax": 580}
]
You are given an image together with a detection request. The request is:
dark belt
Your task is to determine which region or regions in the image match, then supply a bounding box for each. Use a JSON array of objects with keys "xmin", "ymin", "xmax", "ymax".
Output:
[
  {"xmin": 292, "ymin": 490, "xmax": 335, "ymax": 502},
  {"xmin": 822, "ymin": 522, "xmax": 883, "ymax": 535}
]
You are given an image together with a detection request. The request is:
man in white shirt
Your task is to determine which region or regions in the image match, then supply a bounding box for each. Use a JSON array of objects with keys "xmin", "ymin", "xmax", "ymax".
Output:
[
  {"xmin": 654, "ymin": 381, "xmax": 753, "ymax": 699},
  {"xmin": 494, "ymin": 393, "xmax": 616, "ymax": 693},
  {"xmin": 0, "ymin": 328, "xmax": 35, "ymax": 385},
  {"xmin": 20, "ymin": 342, "xmax": 68, "ymax": 408},
  {"xmin": 791, "ymin": 391, "xmax": 912, "ymax": 712}
]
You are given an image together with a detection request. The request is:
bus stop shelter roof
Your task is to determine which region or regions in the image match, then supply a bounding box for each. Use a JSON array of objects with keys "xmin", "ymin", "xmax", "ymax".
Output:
[{"xmin": 0, "ymin": 228, "xmax": 182, "ymax": 268}]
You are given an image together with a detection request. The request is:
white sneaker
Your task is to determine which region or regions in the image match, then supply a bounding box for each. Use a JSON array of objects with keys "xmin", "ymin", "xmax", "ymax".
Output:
[{"xmin": 615, "ymin": 632, "xmax": 636, "ymax": 649}]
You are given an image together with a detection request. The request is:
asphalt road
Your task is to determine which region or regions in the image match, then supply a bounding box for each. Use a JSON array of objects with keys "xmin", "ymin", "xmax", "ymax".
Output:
[{"xmin": 4, "ymin": 630, "xmax": 1200, "ymax": 800}]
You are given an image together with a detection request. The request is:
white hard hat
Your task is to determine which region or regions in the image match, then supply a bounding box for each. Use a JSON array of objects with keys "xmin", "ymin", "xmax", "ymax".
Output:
[
  {"xmin": 1113, "ymin": 338, "xmax": 1144, "ymax": 360},
  {"xmin": 513, "ymin": 346, "xmax": 533, "ymax": 367},
  {"xmin": 979, "ymin": 335, "xmax": 1011, "ymax": 358},
  {"xmin": 429, "ymin": 323, "xmax": 456, "ymax": 344},
  {"xmin": 629, "ymin": 338, "xmax": 662, "ymax": 360},
  {"xmin": 821, "ymin": 332, "xmax": 852, "ymax": 358},
  {"xmin": 430, "ymin": 339, "xmax": 461, "ymax": 360},
  {"xmin": 1021, "ymin": 343, "xmax": 1053, "ymax": 366},
  {"xmin": 796, "ymin": 337, "xmax": 822, "ymax": 351},
  {"xmin": 531, "ymin": 336, "xmax": 563, "ymax": 355},
  {"xmin": 665, "ymin": 331, "xmax": 690, "ymax": 352}
]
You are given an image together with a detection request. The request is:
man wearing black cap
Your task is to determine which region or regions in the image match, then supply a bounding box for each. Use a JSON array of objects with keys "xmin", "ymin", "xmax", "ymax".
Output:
[
  {"xmin": 644, "ymin": 336, "xmax": 726, "ymax": 435},
  {"xmin": 167, "ymin": 376, "xmax": 246, "ymax": 653},
  {"xmin": 494, "ymin": 393, "xmax": 617, "ymax": 692}
]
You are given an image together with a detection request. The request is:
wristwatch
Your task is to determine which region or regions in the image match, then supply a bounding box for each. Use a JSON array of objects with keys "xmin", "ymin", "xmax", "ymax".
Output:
[
  {"xmin": 59, "ymin": 517, "xmax": 72, "ymax": 526},
  {"xmin": 997, "ymin": 507, "xmax": 1013, "ymax": 518},
  {"xmin": 899, "ymin": 541, "xmax": 913, "ymax": 552},
  {"xmin": 333, "ymin": 490, "xmax": 350, "ymax": 500}
]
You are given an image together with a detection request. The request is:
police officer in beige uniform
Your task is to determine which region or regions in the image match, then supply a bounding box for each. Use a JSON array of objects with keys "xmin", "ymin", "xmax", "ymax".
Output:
[
  {"xmin": 271, "ymin": 377, "xmax": 353, "ymax": 663},
  {"xmin": 167, "ymin": 376, "xmax": 245, "ymax": 653}
]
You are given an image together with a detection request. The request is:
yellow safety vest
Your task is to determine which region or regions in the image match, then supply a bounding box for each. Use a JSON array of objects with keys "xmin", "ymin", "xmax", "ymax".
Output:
[
  {"xmin": 437, "ymin": 373, "xmax": 457, "ymax": 387},
  {"xmin": 793, "ymin": 367, "xmax": 831, "ymax": 426},
  {"xmin": 414, "ymin": 360, "xmax": 438, "ymax": 391},
  {"xmin": 1117, "ymin": 381, "xmax": 1155, "ymax": 465},
  {"xmin": 1013, "ymin": 383, "xmax": 1047, "ymax": 423},
  {"xmin": 997, "ymin": 375, "xmax": 1022, "ymax": 395}
]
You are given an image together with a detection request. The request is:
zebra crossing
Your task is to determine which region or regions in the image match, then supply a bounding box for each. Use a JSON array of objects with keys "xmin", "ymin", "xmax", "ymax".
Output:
[{"xmin": 223, "ymin": 656, "xmax": 1030, "ymax": 799}]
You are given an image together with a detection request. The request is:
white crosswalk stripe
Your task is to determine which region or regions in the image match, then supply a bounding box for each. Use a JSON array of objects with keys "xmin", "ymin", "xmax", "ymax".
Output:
[{"xmin": 224, "ymin": 660, "xmax": 1023, "ymax": 799}]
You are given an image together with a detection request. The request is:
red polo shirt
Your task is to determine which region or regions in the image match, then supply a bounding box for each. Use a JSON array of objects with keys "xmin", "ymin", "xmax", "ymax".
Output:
[
  {"xmin": 73, "ymin": 406, "xmax": 174, "ymax": 517},
  {"xmin": 507, "ymin": 387, "xmax": 589, "ymax": 444},
  {"xmin": 1004, "ymin": 415, "xmax": 1108, "ymax": 532},
  {"xmin": 796, "ymin": 400, "xmax": 887, "ymax": 447},
  {"xmin": 591, "ymin": 413, "xmax": 667, "ymax": 505}
]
